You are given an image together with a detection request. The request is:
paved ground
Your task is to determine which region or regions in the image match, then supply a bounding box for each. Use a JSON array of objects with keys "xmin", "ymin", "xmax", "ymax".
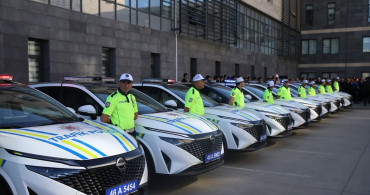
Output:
[{"xmin": 149, "ymin": 108, "xmax": 370, "ymax": 195}]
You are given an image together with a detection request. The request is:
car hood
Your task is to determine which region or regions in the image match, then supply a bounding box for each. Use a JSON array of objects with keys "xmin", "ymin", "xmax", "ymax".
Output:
[
  {"xmin": 136, "ymin": 111, "xmax": 218, "ymax": 135},
  {"xmin": 204, "ymin": 105, "xmax": 263, "ymax": 122},
  {"xmin": 291, "ymin": 97, "xmax": 321, "ymax": 107},
  {"xmin": 274, "ymin": 99, "xmax": 308, "ymax": 110},
  {"xmin": 245, "ymin": 102, "xmax": 290, "ymax": 115},
  {"xmin": 0, "ymin": 120, "xmax": 138, "ymax": 160}
]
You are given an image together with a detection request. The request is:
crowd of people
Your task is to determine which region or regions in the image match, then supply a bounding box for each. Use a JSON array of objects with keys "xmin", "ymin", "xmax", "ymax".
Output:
[{"xmin": 181, "ymin": 73, "xmax": 370, "ymax": 106}]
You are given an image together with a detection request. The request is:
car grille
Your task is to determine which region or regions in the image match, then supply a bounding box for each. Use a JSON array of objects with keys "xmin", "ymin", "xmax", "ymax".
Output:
[
  {"xmin": 313, "ymin": 106, "xmax": 322, "ymax": 116},
  {"xmin": 178, "ymin": 130, "xmax": 223, "ymax": 162},
  {"xmin": 275, "ymin": 114, "xmax": 293, "ymax": 130},
  {"xmin": 298, "ymin": 109, "xmax": 311, "ymax": 122},
  {"xmin": 55, "ymin": 155, "xmax": 145, "ymax": 194},
  {"xmin": 323, "ymin": 103, "xmax": 331, "ymax": 112},
  {"xmin": 335, "ymin": 100, "xmax": 340, "ymax": 109},
  {"xmin": 243, "ymin": 123, "xmax": 267, "ymax": 142}
]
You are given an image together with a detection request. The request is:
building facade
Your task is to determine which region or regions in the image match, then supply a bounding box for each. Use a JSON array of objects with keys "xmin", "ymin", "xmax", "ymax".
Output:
[
  {"xmin": 0, "ymin": 0, "xmax": 300, "ymax": 83},
  {"xmin": 300, "ymin": 0, "xmax": 370, "ymax": 79}
]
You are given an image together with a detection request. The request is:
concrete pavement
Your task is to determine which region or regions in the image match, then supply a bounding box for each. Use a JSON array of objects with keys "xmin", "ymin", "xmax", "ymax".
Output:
[{"xmin": 149, "ymin": 108, "xmax": 370, "ymax": 195}]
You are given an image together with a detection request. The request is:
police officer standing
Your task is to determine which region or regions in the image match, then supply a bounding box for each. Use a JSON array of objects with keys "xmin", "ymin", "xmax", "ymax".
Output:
[
  {"xmin": 277, "ymin": 80, "xmax": 292, "ymax": 100},
  {"xmin": 101, "ymin": 73, "xmax": 138, "ymax": 137},
  {"xmin": 263, "ymin": 81, "xmax": 275, "ymax": 104},
  {"xmin": 326, "ymin": 79, "xmax": 334, "ymax": 94},
  {"xmin": 184, "ymin": 74, "xmax": 205, "ymax": 116},
  {"xmin": 318, "ymin": 79, "xmax": 326, "ymax": 94},
  {"xmin": 333, "ymin": 77, "xmax": 340, "ymax": 92},
  {"xmin": 229, "ymin": 77, "xmax": 245, "ymax": 107},
  {"xmin": 307, "ymin": 81, "xmax": 317, "ymax": 96},
  {"xmin": 298, "ymin": 80, "xmax": 308, "ymax": 98}
]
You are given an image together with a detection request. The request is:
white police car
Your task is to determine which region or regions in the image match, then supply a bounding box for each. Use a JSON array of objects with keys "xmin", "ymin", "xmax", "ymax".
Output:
[
  {"xmin": 133, "ymin": 81, "xmax": 268, "ymax": 151},
  {"xmin": 31, "ymin": 77, "xmax": 224, "ymax": 175},
  {"xmin": 194, "ymin": 83, "xmax": 293, "ymax": 137},
  {"xmin": 0, "ymin": 75, "xmax": 148, "ymax": 195}
]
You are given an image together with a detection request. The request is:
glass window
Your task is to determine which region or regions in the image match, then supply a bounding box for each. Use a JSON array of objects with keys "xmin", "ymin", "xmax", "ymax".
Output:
[
  {"xmin": 328, "ymin": 3, "xmax": 335, "ymax": 25},
  {"xmin": 100, "ymin": 0, "xmax": 115, "ymax": 19},
  {"xmin": 51, "ymin": 0, "xmax": 70, "ymax": 9},
  {"xmin": 131, "ymin": 0, "xmax": 137, "ymax": 8},
  {"xmin": 72, "ymin": 0, "xmax": 81, "ymax": 11},
  {"xmin": 117, "ymin": 5, "xmax": 130, "ymax": 23},
  {"xmin": 363, "ymin": 37, "xmax": 370, "ymax": 52},
  {"xmin": 150, "ymin": 15, "xmax": 161, "ymax": 30},
  {"xmin": 138, "ymin": 0, "xmax": 149, "ymax": 12},
  {"xmin": 59, "ymin": 87, "xmax": 102, "ymax": 115},
  {"xmin": 28, "ymin": 39, "xmax": 42, "ymax": 82},
  {"xmin": 82, "ymin": 0, "xmax": 99, "ymax": 15},
  {"xmin": 117, "ymin": 0, "xmax": 129, "ymax": 6},
  {"xmin": 362, "ymin": 72, "xmax": 370, "ymax": 78},
  {"xmin": 323, "ymin": 38, "xmax": 338, "ymax": 54},
  {"xmin": 306, "ymin": 4, "xmax": 313, "ymax": 26},
  {"xmin": 162, "ymin": 1, "xmax": 171, "ymax": 18},
  {"xmin": 301, "ymin": 40, "xmax": 308, "ymax": 55},
  {"xmin": 368, "ymin": 0, "xmax": 370, "ymax": 22},
  {"xmin": 150, "ymin": 0, "xmax": 161, "ymax": 15},
  {"xmin": 138, "ymin": 11, "xmax": 149, "ymax": 27}
]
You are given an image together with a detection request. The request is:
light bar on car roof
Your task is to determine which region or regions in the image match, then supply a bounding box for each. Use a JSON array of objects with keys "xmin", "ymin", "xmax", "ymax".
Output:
[
  {"xmin": 142, "ymin": 78, "xmax": 175, "ymax": 83},
  {"xmin": 224, "ymin": 80, "xmax": 236, "ymax": 83},
  {"xmin": 0, "ymin": 74, "xmax": 13, "ymax": 81},
  {"xmin": 64, "ymin": 76, "xmax": 103, "ymax": 83}
]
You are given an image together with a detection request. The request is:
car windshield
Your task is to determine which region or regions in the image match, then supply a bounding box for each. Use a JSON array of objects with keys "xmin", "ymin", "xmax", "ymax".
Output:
[
  {"xmin": 289, "ymin": 87, "xmax": 299, "ymax": 96},
  {"xmin": 165, "ymin": 85, "xmax": 219, "ymax": 107},
  {"xmin": 0, "ymin": 86, "xmax": 79, "ymax": 129},
  {"xmin": 210, "ymin": 85, "xmax": 251, "ymax": 103},
  {"xmin": 244, "ymin": 86, "xmax": 265, "ymax": 99},
  {"xmin": 85, "ymin": 84, "xmax": 167, "ymax": 114}
]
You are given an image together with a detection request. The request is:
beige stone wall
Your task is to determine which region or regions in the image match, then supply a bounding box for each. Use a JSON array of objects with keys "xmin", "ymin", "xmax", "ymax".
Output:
[{"xmin": 241, "ymin": 0, "xmax": 282, "ymax": 21}]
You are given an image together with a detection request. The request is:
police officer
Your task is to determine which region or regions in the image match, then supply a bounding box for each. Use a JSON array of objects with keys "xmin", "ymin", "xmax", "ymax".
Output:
[
  {"xmin": 307, "ymin": 81, "xmax": 317, "ymax": 96},
  {"xmin": 318, "ymin": 79, "xmax": 326, "ymax": 94},
  {"xmin": 326, "ymin": 79, "xmax": 334, "ymax": 94},
  {"xmin": 277, "ymin": 80, "xmax": 292, "ymax": 100},
  {"xmin": 101, "ymin": 73, "xmax": 138, "ymax": 137},
  {"xmin": 298, "ymin": 80, "xmax": 308, "ymax": 98},
  {"xmin": 333, "ymin": 77, "xmax": 340, "ymax": 92},
  {"xmin": 184, "ymin": 74, "xmax": 205, "ymax": 116},
  {"xmin": 229, "ymin": 77, "xmax": 245, "ymax": 107},
  {"xmin": 263, "ymin": 81, "xmax": 275, "ymax": 104}
]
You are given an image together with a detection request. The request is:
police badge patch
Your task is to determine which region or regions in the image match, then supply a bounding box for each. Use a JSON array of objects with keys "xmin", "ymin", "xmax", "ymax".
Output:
[
  {"xmin": 189, "ymin": 98, "xmax": 193, "ymax": 102},
  {"xmin": 105, "ymin": 102, "xmax": 110, "ymax": 108},
  {"xmin": 232, "ymin": 92, "xmax": 235, "ymax": 96}
]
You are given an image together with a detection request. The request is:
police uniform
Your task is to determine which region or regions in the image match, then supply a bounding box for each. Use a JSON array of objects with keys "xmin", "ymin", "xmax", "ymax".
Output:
[
  {"xmin": 308, "ymin": 86, "xmax": 316, "ymax": 96},
  {"xmin": 102, "ymin": 88, "xmax": 138, "ymax": 134},
  {"xmin": 318, "ymin": 85, "xmax": 326, "ymax": 94},
  {"xmin": 263, "ymin": 88, "xmax": 274, "ymax": 103},
  {"xmin": 333, "ymin": 81, "xmax": 340, "ymax": 92},
  {"xmin": 230, "ymin": 87, "xmax": 245, "ymax": 107},
  {"xmin": 298, "ymin": 85, "xmax": 307, "ymax": 98},
  {"xmin": 277, "ymin": 86, "xmax": 292, "ymax": 100},
  {"xmin": 326, "ymin": 85, "xmax": 333, "ymax": 93},
  {"xmin": 185, "ymin": 86, "xmax": 204, "ymax": 115}
]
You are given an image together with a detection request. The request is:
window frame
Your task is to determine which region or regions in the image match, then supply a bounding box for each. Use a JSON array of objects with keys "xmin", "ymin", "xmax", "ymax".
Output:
[
  {"xmin": 327, "ymin": 2, "xmax": 336, "ymax": 25},
  {"xmin": 305, "ymin": 4, "xmax": 313, "ymax": 26},
  {"xmin": 363, "ymin": 37, "xmax": 370, "ymax": 53},
  {"xmin": 323, "ymin": 38, "xmax": 339, "ymax": 54},
  {"xmin": 301, "ymin": 39, "xmax": 317, "ymax": 55}
]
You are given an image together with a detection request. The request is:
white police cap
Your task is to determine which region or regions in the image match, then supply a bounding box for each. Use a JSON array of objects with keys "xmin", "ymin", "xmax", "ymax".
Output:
[
  {"xmin": 302, "ymin": 80, "xmax": 308, "ymax": 84},
  {"xmin": 192, "ymin": 74, "xmax": 204, "ymax": 82},
  {"xmin": 282, "ymin": 79, "xmax": 289, "ymax": 83},
  {"xmin": 327, "ymin": 79, "xmax": 331, "ymax": 82},
  {"xmin": 267, "ymin": 81, "xmax": 274, "ymax": 87},
  {"xmin": 119, "ymin": 73, "xmax": 133, "ymax": 82},
  {"xmin": 236, "ymin": 77, "xmax": 244, "ymax": 83},
  {"xmin": 309, "ymin": 81, "xmax": 315, "ymax": 85},
  {"xmin": 321, "ymin": 79, "xmax": 326, "ymax": 83}
]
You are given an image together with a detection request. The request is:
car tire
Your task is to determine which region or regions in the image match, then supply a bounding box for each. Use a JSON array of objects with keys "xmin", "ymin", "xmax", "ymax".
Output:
[{"xmin": 0, "ymin": 175, "xmax": 13, "ymax": 195}]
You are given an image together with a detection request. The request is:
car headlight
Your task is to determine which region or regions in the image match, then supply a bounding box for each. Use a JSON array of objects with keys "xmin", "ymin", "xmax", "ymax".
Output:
[
  {"xmin": 159, "ymin": 137, "xmax": 194, "ymax": 146},
  {"xmin": 26, "ymin": 165, "xmax": 83, "ymax": 179},
  {"xmin": 265, "ymin": 114, "xmax": 283, "ymax": 120},
  {"xmin": 230, "ymin": 122, "xmax": 253, "ymax": 129}
]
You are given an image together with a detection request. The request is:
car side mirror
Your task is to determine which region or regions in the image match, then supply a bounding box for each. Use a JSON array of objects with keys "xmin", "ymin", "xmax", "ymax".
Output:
[
  {"xmin": 245, "ymin": 95, "xmax": 252, "ymax": 100},
  {"xmin": 78, "ymin": 105, "xmax": 97, "ymax": 120},
  {"xmin": 164, "ymin": 100, "xmax": 177, "ymax": 109}
]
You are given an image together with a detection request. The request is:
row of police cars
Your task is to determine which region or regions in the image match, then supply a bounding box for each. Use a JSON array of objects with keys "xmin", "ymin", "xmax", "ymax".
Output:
[{"xmin": 0, "ymin": 75, "xmax": 352, "ymax": 195}]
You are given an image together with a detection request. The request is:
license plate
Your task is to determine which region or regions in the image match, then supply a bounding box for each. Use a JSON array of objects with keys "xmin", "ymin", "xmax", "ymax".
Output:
[
  {"xmin": 288, "ymin": 124, "xmax": 293, "ymax": 130},
  {"xmin": 105, "ymin": 180, "xmax": 138, "ymax": 195},
  {"xmin": 205, "ymin": 150, "xmax": 221, "ymax": 163},
  {"xmin": 260, "ymin": 134, "xmax": 267, "ymax": 142}
]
